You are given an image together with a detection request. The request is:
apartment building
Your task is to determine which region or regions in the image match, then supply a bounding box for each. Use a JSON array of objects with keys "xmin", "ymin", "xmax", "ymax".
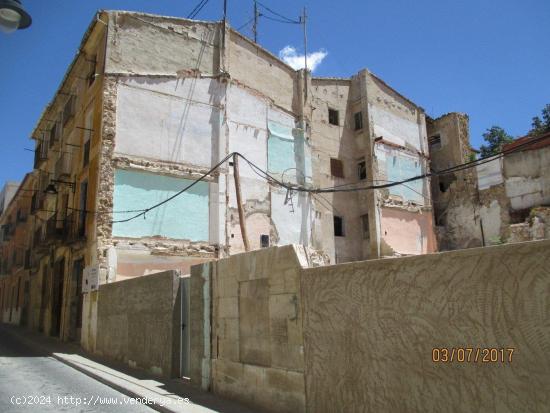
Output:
[{"xmin": 0, "ymin": 10, "xmax": 436, "ymax": 346}]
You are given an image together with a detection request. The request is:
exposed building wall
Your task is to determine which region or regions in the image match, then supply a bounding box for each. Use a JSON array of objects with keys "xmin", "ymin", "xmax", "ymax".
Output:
[
  {"xmin": 95, "ymin": 270, "xmax": 184, "ymax": 378},
  {"xmin": 430, "ymin": 114, "xmax": 550, "ymax": 250}
]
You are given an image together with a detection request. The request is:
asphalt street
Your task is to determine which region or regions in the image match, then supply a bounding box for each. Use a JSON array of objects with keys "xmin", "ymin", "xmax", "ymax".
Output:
[{"xmin": 0, "ymin": 327, "xmax": 155, "ymax": 412}]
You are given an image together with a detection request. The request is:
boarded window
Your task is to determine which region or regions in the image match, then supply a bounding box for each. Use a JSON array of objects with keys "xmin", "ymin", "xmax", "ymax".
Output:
[
  {"xmin": 429, "ymin": 135, "xmax": 442, "ymax": 151},
  {"xmin": 334, "ymin": 216, "xmax": 345, "ymax": 237},
  {"xmin": 361, "ymin": 214, "xmax": 370, "ymax": 239},
  {"xmin": 357, "ymin": 159, "xmax": 367, "ymax": 180},
  {"xmin": 330, "ymin": 158, "xmax": 344, "ymax": 178},
  {"xmin": 328, "ymin": 108, "xmax": 339, "ymax": 126},
  {"xmin": 354, "ymin": 111, "xmax": 363, "ymax": 130}
]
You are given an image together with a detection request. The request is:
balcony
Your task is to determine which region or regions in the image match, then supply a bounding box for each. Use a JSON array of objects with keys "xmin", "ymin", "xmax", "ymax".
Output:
[
  {"xmin": 55, "ymin": 152, "xmax": 72, "ymax": 179},
  {"xmin": 45, "ymin": 214, "xmax": 65, "ymax": 242},
  {"xmin": 64, "ymin": 211, "xmax": 86, "ymax": 243},
  {"xmin": 33, "ymin": 226, "xmax": 48, "ymax": 253},
  {"xmin": 34, "ymin": 141, "xmax": 48, "ymax": 168}
]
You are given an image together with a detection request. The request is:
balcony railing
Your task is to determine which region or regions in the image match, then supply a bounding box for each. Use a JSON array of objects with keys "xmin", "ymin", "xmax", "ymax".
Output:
[
  {"xmin": 55, "ymin": 152, "xmax": 72, "ymax": 179},
  {"xmin": 34, "ymin": 141, "xmax": 48, "ymax": 168},
  {"xmin": 64, "ymin": 211, "xmax": 86, "ymax": 243},
  {"xmin": 45, "ymin": 214, "xmax": 65, "ymax": 241},
  {"xmin": 33, "ymin": 226, "xmax": 47, "ymax": 250}
]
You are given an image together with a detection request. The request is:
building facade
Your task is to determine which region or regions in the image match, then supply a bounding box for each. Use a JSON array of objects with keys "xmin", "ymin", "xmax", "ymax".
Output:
[
  {"xmin": 428, "ymin": 114, "xmax": 550, "ymax": 250},
  {"xmin": 0, "ymin": 10, "xmax": 436, "ymax": 346}
]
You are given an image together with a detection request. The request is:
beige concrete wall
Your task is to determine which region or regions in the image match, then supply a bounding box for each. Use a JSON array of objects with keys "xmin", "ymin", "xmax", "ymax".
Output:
[
  {"xmin": 95, "ymin": 270, "xmax": 183, "ymax": 377},
  {"xmin": 190, "ymin": 245, "xmax": 312, "ymax": 413},
  {"xmin": 301, "ymin": 239, "xmax": 550, "ymax": 412}
]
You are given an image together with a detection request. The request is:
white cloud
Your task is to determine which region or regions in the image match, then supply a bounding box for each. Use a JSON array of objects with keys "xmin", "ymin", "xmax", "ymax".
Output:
[{"xmin": 278, "ymin": 46, "xmax": 328, "ymax": 72}]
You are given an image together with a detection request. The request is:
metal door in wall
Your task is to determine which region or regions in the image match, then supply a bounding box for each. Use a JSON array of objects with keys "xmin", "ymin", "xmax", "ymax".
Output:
[{"xmin": 180, "ymin": 277, "xmax": 190, "ymax": 378}]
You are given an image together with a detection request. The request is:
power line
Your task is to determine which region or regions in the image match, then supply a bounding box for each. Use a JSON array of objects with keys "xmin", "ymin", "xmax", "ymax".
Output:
[
  {"xmin": 256, "ymin": 1, "xmax": 300, "ymax": 24},
  {"xmin": 187, "ymin": 0, "xmax": 210, "ymax": 19},
  {"xmin": 24, "ymin": 133, "xmax": 550, "ymax": 224},
  {"xmin": 237, "ymin": 17, "xmax": 255, "ymax": 31}
]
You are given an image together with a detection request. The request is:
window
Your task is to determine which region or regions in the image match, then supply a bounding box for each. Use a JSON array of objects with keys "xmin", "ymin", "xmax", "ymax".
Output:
[
  {"xmin": 78, "ymin": 180, "xmax": 88, "ymax": 237},
  {"xmin": 357, "ymin": 159, "xmax": 367, "ymax": 180},
  {"xmin": 62, "ymin": 95, "xmax": 76, "ymax": 127},
  {"xmin": 88, "ymin": 56, "xmax": 97, "ymax": 87},
  {"xmin": 334, "ymin": 216, "xmax": 345, "ymax": 237},
  {"xmin": 330, "ymin": 158, "xmax": 344, "ymax": 178},
  {"xmin": 49, "ymin": 122, "xmax": 58, "ymax": 148},
  {"xmin": 328, "ymin": 108, "xmax": 339, "ymax": 126},
  {"xmin": 361, "ymin": 214, "xmax": 370, "ymax": 239},
  {"xmin": 83, "ymin": 139, "xmax": 90, "ymax": 167},
  {"xmin": 429, "ymin": 135, "xmax": 442, "ymax": 151},
  {"xmin": 354, "ymin": 111, "xmax": 363, "ymax": 130},
  {"xmin": 260, "ymin": 234, "xmax": 270, "ymax": 248}
]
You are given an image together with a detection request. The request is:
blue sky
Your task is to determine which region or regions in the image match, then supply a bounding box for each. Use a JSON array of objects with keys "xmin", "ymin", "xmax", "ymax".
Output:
[{"xmin": 1, "ymin": 0, "xmax": 549, "ymax": 184}]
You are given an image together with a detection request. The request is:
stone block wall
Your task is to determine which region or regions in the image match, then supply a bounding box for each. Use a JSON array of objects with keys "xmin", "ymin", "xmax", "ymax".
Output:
[
  {"xmin": 95, "ymin": 270, "xmax": 184, "ymax": 377},
  {"xmin": 190, "ymin": 245, "xmax": 311, "ymax": 413},
  {"xmin": 191, "ymin": 240, "xmax": 550, "ymax": 412}
]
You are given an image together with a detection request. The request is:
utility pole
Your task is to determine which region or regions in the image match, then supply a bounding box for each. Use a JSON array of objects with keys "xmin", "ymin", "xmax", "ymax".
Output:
[
  {"xmin": 233, "ymin": 154, "xmax": 250, "ymax": 251},
  {"xmin": 302, "ymin": 7, "xmax": 308, "ymax": 72},
  {"xmin": 252, "ymin": 0, "xmax": 259, "ymax": 43},
  {"xmin": 223, "ymin": 0, "xmax": 227, "ymax": 22},
  {"xmin": 302, "ymin": 7, "xmax": 308, "ymax": 99}
]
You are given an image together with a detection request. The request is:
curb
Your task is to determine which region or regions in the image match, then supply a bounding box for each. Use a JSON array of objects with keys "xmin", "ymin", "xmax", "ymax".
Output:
[{"xmin": 3, "ymin": 325, "xmax": 185, "ymax": 413}]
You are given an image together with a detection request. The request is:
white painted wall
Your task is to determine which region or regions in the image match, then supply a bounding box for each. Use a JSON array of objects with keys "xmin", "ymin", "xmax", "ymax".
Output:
[
  {"xmin": 115, "ymin": 77, "xmax": 224, "ymax": 167},
  {"xmin": 370, "ymin": 104, "xmax": 422, "ymax": 151},
  {"xmin": 476, "ymin": 158, "xmax": 503, "ymax": 190}
]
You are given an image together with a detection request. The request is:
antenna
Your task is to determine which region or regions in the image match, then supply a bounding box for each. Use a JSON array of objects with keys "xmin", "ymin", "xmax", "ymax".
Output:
[{"xmin": 253, "ymin": 0, "xmax": 259, "ymax": 43}]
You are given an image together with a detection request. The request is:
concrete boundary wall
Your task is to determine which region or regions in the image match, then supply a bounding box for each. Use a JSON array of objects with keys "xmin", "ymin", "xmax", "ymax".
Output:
[
  {"xmin": 190, "ymin": 240, "xmax": 550, "ymax": 412},
  {"xmin": 95, "ymin": 270, "xmax": 186, "ymax": 378}
]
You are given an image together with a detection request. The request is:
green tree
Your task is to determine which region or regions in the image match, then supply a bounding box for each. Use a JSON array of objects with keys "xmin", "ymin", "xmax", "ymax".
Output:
[
  {"xmin": 529, "ymin": 103, "xmax": 550, "ymax": 136},
  {"xmin": 479, "ymin": 126, "xmax": 514, "ymax": 158}
]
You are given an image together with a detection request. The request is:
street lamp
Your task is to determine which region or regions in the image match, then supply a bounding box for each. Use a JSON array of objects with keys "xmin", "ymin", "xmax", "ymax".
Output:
[{"xmin": 0, "ymin": 0, "xmax": 31, "ymax": 34}]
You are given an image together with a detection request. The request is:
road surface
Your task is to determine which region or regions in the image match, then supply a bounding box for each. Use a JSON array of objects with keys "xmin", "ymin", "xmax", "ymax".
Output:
[{"xmin": 0, "ymin": 327, "xmax": 155, "ymax": 412}]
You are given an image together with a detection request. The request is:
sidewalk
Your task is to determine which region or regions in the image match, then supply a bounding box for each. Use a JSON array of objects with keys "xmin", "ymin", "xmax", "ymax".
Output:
[{"xmin": 2, "ymin": 324, "xmax": 260, "ymax": 413}]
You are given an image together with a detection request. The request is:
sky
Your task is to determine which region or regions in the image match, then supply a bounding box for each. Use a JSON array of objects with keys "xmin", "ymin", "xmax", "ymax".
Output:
[{"xmin": 0, "ymin": 0, "xmax": 549, "ymax": 185}]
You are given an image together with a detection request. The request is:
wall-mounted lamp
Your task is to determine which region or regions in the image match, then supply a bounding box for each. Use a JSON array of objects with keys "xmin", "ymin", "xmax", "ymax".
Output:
[
  {"xmin": 44, "ymin": 180, "xmax": 76, "ymax": 195},
  {"xmin": 0, "ymin": 0, "xmax": 32, "ymax": 34}
]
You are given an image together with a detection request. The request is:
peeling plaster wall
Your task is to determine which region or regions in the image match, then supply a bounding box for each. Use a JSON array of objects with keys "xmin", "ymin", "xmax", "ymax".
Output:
[
  {"xmin": 380, "ymin": 207, "xmax": 436, "ymax": 255},
  {"xmin": 115, "ymin": 77, "xmax": 223, "ymax": 168},
  {"xmin": 503, "ymin": 147, "xmax": 550, "ymax": 210},
  {"xmin": 105, "ymin": 13, "xmax": 219, "ymax": 75},
  {"xmin": 112, "ymin": 169, "xmax": 210, "ymax": 241}
]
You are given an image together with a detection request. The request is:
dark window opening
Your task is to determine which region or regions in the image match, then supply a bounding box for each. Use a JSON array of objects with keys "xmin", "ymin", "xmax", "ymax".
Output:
[
  {"xmin": 88, "ymin": 56, "xmax": 97, "ymax": 87},
  {"xmin": 361, "ymin": 214, "xmax": 370, "ymax": 239},
  {"xmin": 62, "ymin": 95, "xmax": 76, "ymax": 127},
  {"xmin": 330, "ymin": 158, "xmax": 344, "ymax": 178},
  {"xmin": 260, "ymin": 234, "xmax": 270, "ymax": 248},
  {"xmin": 429, "ymin": 135, "xmax": 442, "ymax": 151},
  {"xmin": 78, "ymin": 181, "xmax": 88, "ymax": 237},
  {"xmin": 439, "ymin": 181, "xmax": 449, "ymax": 193},
  {"xmin": 334, "ymin": 216, "xmax": 345, "ymax": 237},
  {"xmin": 357, "ymin": 160, "xmax": 367, "ymax": 180},
  {"xmin": 83, "ymin": 139, "xmax": 90, "ymax": 168},
  {"xmin": 328, "ymin": 108, "xmax": 339, "ymax": 126},
  {"xmin": 354, "ymin": 111, "xmax": 363, "ymax": 130}
]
